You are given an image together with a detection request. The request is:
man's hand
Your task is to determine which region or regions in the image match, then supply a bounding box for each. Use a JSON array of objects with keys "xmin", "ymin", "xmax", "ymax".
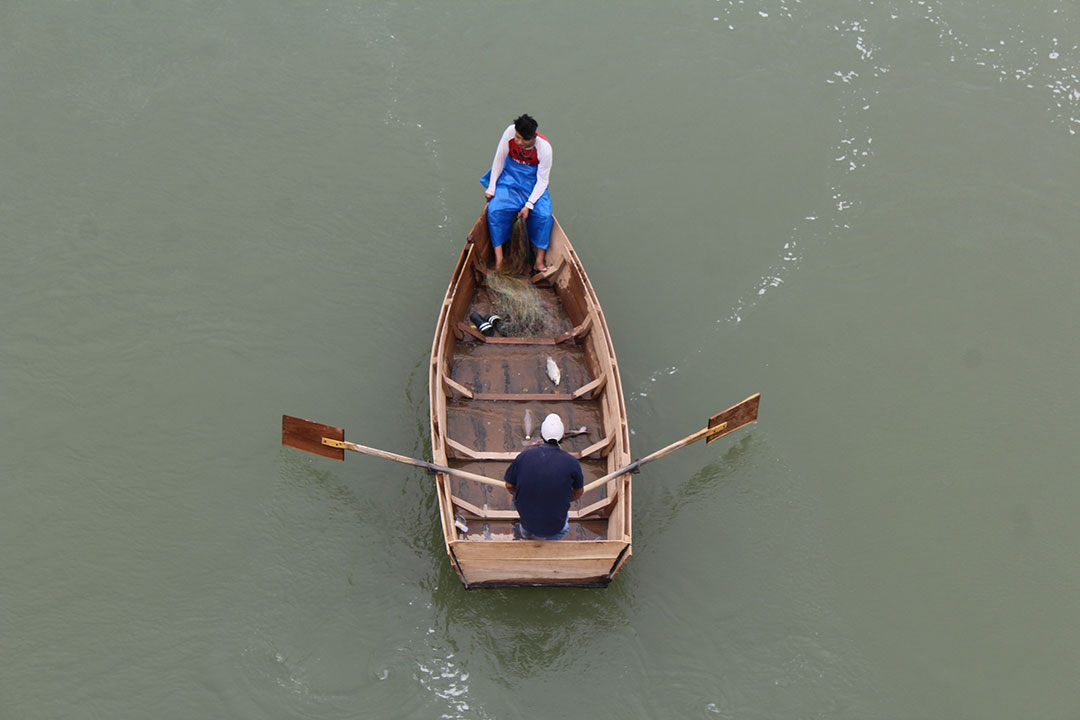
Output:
[
  {"xmin": 485, "ymin": 191, "xmax": 494, "ymax": 202},
  {"xmin": 517, "ymin": 207, "xmax": 530, "ymax": 220}
]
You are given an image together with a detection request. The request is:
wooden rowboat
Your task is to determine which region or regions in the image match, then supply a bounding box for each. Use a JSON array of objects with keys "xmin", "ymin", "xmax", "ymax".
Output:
[
  {"xmin": 429, "ymin": 211, "xmax": 633, "ymax": 588},
  {"xmin": 282, "ymin": 211, "xmax": 758, "ymax": 589}
]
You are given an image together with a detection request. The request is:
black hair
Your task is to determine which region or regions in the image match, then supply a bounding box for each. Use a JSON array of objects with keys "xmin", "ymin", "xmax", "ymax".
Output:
[{"xmin": 514, "ymin": 114, "xmax": 538, "ymax": 140}]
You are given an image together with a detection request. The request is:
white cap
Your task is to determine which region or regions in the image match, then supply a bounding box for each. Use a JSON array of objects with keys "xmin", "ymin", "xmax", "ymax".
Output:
[{"xmin": 540, "ymin": 413, "xmax": 564, "ymax": 441}]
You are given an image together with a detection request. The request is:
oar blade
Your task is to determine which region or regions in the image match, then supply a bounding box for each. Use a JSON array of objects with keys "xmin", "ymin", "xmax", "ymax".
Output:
[
  {"xmin": 706, "ymin": 393, "xmax": 760, "ymax": 444},
  {"xmin": 282, "ymin": 415, "xmax": 346, "ymax": 461}
]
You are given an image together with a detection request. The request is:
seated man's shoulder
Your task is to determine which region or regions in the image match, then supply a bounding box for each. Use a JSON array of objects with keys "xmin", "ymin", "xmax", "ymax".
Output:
[{"xmin": 520, "ymin": 445, "xmax": 547, "ymax": 460}]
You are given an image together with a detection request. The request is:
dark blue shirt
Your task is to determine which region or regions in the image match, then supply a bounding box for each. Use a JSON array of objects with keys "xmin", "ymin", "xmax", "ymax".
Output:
[{"xmin": 504, "ymin": 441, "xmax": 584, "ymax": 537}]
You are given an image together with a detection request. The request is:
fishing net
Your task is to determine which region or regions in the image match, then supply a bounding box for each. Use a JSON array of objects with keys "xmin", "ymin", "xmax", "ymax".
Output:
[
  {"xmin": 497, "ymin": 216, "xmax": 532, "ymax": 277},
  {"xmin": 485, "ymin": 273, "xmax": 558, "ymax": 336},
  {"xmin": 483, "ymin": 217, "xmax": 558, "ymax": 336}
]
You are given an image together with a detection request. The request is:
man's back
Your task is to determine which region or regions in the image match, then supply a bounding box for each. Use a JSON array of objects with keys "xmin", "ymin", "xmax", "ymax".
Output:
[{"xmin": 504, "ymin": 443, "xmax": 584, "ymax": 537}]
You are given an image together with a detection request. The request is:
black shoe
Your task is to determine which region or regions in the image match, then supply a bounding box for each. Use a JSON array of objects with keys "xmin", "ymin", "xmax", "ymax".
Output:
[{"xmin": 469, "ymin": 312, "xmax": 494, "ymax": 336}]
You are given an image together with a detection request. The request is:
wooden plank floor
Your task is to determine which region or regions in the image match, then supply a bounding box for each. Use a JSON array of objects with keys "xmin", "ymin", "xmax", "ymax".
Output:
[
  {"xmin": 445, "ymin": 398, "xmax": 604, "ymax": 453},
  {"xmin": 444, "ymin": 283, "xmax": 612, "ymax": 541},
  {"xmin": 451, "ymin": 343, "xmax": 589, "ymax": 397}
]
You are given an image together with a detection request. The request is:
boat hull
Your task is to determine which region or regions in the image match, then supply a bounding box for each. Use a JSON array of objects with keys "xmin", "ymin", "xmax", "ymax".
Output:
[{"xmin": 429, "ymin": 212, "xmax": 632, "ymax": 588}]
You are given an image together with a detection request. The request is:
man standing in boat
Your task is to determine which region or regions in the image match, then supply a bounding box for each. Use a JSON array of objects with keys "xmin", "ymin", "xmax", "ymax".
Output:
[
  {"xmin": 504, "ymin": 414, "xmax": 584, "ymax": 540},
  {"xmin": 481, "ymin": 114, "xmax": 553, "ymax": 273}
]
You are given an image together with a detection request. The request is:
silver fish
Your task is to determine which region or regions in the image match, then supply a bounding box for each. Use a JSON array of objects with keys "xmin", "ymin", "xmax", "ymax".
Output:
[
  {"xmin": 523, "ymin": 408, "xmax": 534, "ymax": 440},
  {"xmin": 546, "ymin": 356, "xmax": 561, "ymax": 386}
]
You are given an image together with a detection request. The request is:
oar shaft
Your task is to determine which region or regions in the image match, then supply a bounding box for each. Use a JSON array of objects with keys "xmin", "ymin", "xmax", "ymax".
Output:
[
  {"xmin": 580, "ymin": 423, "xmax": 723, "ymax": 495},
  {"xmin": 324, "ymin": 438, "xmax": 506, "ymax": 489}
]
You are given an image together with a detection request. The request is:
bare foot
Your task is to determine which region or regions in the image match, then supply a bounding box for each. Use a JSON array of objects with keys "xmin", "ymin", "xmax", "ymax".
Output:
[{"xmin": 533, "ymin": 248, "xmax": 548, "ymax": 273}]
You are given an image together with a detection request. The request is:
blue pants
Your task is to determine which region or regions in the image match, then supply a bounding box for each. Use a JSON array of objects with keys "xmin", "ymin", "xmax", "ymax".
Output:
[
  {"xmin": 517, "ymin": 518, "xmax": 570, "ymax": 541},
  {"xmin": 481, "ymin": 162, "xmax": 553, "ymax": 249}
]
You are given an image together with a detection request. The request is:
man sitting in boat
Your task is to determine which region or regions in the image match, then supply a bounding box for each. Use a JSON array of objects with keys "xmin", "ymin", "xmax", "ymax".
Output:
[
  {"xmin": 481, "ymin": 114, "xmax": 553, "ymax": 273},
  {"xmin": 504, "ymin": 414, "xmax": 584, "ymax": 540}
]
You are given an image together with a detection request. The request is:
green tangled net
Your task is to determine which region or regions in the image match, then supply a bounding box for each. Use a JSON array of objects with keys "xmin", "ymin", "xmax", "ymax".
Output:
[
  {"xmin": 483, "ymin": 218, "xmax": 558, "ymax": 336},
  {"xmin": 485, "ymin": 273, "xmax": 557, "ymax": 337}
]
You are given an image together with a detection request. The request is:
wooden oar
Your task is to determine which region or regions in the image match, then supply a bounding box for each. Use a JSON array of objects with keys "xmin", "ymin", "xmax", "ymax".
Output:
[
  {"xmin": 580, "ymin": 393, "xmax": 760, "ymax": 495},
  {"xmin": 281, "ymin": 415, "xmax": 507, "ymax": 489}
]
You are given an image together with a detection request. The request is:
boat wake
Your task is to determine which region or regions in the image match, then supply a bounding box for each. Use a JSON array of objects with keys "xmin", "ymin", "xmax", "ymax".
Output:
[{"xmin": 415, "ymin": 645, "xmax": 487, "ymax": 720}]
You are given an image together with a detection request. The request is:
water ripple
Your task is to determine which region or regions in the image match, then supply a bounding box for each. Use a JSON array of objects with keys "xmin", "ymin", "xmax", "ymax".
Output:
[{"xmin": 915, "ymin": 0, "xmax": 1080, "ymax": 134}]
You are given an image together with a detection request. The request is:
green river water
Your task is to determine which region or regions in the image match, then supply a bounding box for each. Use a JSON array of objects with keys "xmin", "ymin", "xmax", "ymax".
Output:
[{"xmin": 2, "ymin": 1, "xmax": 1079, "ymax": 718}]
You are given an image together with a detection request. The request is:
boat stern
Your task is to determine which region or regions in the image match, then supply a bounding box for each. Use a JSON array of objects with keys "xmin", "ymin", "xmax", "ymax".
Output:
[{"xmin": 448, "ymin": 539, "xmax": 631, "ymax": 589}]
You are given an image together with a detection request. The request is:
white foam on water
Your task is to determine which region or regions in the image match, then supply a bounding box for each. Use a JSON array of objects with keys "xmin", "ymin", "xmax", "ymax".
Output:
[{"xmin": 415, "ymin": 649, "xmax": 487, "ymax": 719}]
